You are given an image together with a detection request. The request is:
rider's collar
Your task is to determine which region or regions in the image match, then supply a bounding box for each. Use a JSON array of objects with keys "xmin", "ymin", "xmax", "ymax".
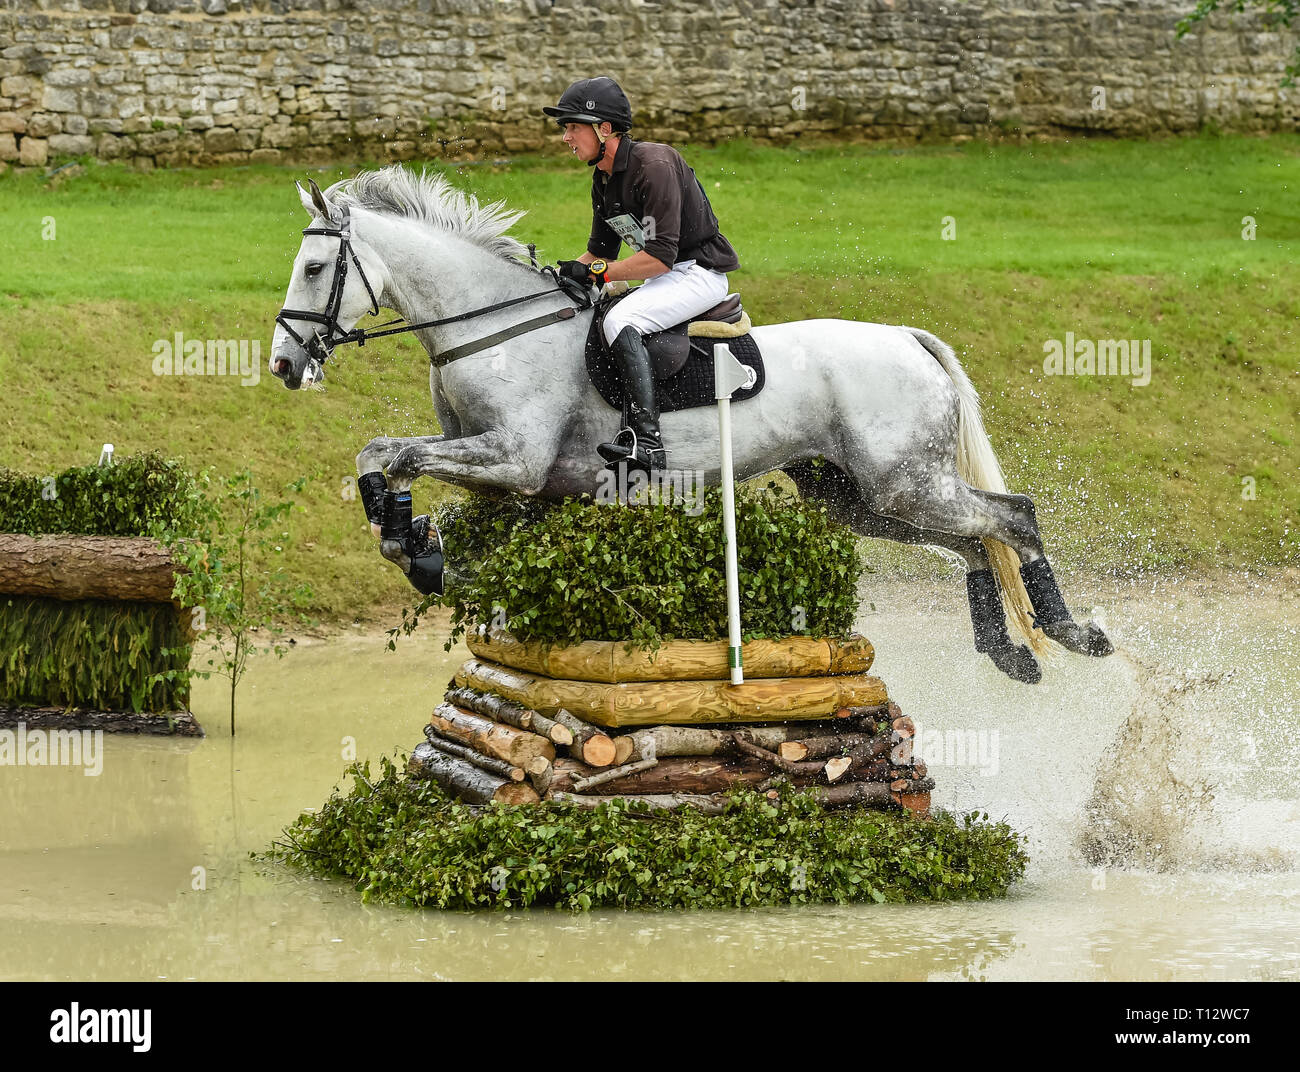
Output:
[
  {"xmin": 594, "ymin": 136, "xmax": 632, "ymax": 183},
  {"xmin": 609, "ymin": 135, "xmax": 634, "ymax": 173}
]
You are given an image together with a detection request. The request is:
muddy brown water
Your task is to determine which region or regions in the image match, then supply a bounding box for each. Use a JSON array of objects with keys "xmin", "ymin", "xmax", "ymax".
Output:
[{"xmin": 2, "ymin": 574, "xmax": 1297, "ymax": 980}]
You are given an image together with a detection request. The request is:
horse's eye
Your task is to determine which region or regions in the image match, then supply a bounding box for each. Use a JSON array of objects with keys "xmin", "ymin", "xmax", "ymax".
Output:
[{"xmin": 305, "ymin": 262, "xmax": 324, "ymax": 277}]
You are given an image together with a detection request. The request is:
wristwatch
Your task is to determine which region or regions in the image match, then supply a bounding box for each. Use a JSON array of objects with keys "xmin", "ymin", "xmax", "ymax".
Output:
[{"xmin": 588, "ymin": 259, "xmax": 609, "ymax": 285}]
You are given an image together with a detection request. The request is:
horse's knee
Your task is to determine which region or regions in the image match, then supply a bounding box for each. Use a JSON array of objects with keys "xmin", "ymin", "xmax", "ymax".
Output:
[{"xmin": 357, "ymin": 436, "xmax": 396, "ymax": 472}]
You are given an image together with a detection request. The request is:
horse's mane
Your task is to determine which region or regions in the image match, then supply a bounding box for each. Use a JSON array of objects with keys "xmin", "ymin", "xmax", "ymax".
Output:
[{"xmin": 325, "ymin": 166, "xmax": 529, "ymax": 262}]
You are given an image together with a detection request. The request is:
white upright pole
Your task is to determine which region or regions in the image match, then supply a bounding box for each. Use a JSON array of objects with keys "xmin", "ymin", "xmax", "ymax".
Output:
[{"xmin": 714, "ymin": 343, "xmax": 751, "ymax": 686}]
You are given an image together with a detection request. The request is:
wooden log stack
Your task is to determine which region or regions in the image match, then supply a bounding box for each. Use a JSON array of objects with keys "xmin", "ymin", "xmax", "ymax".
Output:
[{"xmin": 407, "ymin": 631, "xmax": 933, "ymax": 817}]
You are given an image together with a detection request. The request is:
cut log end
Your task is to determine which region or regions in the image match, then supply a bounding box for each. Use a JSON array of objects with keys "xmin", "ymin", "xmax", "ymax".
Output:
[
  {"xmin": 496, "ymin": 783, "xmax": 542, "ymax": 804},
  {"xmin": 579, "ymin": 734, "xmax": 617, "ymax": 768},
  {"xmin": 892, "ymin": 791, "xmax": 931, "ymax": 817},
  {"xmin": 824, "ymin": 756, "xmax": 852, "ymax": 782}
]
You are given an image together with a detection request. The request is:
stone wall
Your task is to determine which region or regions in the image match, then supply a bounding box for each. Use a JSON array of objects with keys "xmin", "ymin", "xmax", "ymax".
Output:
[{"xmin": 0, "ymin": 0, "xmax": 1296, "ymax": 170}]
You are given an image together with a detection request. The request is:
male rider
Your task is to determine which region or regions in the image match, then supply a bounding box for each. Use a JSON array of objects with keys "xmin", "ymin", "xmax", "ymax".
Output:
[{"xmin": 545, "ymin": 76, "xmax": 740, "ymax": 473}]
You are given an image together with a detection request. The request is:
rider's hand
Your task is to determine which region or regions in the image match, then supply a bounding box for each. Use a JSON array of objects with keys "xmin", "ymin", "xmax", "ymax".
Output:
[{"xmin": 557, "ymin": 260, "xmax": 592, "ymax": 285}]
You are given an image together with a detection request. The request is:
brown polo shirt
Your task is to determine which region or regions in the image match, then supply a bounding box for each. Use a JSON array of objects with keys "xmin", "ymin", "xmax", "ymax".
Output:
[{"xmin": 587, "ymin": 137, "xmax": 740, "ymax": 273}]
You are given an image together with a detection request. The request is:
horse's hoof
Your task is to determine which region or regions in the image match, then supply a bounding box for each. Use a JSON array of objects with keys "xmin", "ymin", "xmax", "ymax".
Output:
[
  {"xmin": 378, "ymin": 538, "xmax": 408, "ymax": 567},
  {"xmin": 987, "ymin": 643, "xmax": 1042, "ymax": 684},
  {"xmin": 1041, "ymin": 619, "xmax": 1114, "ymax": 657},
  {"xmin": 1082, "ymin": 621, "xmax": 1114, "ymax": 657}
]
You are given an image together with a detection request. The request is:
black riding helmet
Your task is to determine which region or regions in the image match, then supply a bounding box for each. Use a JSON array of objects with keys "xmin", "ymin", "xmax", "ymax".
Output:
[{"xmin": 543, "ymin": 76, "xmax": 632, "ymax": 133}]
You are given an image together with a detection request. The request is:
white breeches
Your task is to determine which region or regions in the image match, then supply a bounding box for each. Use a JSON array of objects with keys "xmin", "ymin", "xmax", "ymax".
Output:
[{"xmin": 602, "ymin": 260, "xmax": 730, "ymax": 346}]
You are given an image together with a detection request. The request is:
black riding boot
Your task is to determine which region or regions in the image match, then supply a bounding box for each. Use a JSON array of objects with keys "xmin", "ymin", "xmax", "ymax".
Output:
[{"xmin": 597, "ymin": 326, "xmax": 667, "ymax": 473}]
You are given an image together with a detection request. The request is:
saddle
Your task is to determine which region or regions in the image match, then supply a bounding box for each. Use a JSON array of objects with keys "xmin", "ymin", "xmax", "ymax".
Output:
[{"xmin": 585, "ymin": 288, "xmax": 765, "ymax": 413}]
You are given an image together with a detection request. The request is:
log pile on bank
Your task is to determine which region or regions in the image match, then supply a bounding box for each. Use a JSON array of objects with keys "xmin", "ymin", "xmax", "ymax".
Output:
[
  {"xmin": 408, "ymin": 630, "xmax": 932, "ymax": 816},
  {"xmin": 0, "ymin": 454, "xmax": 204, "ymax": 734}
]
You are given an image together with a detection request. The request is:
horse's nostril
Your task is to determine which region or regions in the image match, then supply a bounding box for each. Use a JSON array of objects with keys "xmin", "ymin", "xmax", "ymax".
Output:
[{"xmin": 273, "ymin": 359, "xmax": 292, "ymax": 377}]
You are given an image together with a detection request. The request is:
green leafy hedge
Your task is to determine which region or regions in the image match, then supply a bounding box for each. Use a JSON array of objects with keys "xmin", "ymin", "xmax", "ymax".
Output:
[
  {"xmin": 0, "ymin": 452, "xmax": 204, "ymax": 711},
  {"xmin": 0, "ymin": 597, "xmax": 190, "ymax": 711},
  {"xmin": 424, "ymin": 486, "xmax": 863, "ymax": 651},
  {"xmin": 266, "ymin": 756, "xmax": 1029, "ymax": 910},
  {"xmin": 433, "ymin": 491, "xmax": 557, "ymax": 579},
  {"xmin": 0, "ymin": 451, "xmax": 207, "ymax": 538}
]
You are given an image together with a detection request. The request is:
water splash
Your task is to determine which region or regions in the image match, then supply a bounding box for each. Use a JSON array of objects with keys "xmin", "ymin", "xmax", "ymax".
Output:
[{"xmin": 1076, "ymin": 648, "xmax": 1294, "ymax": 872}]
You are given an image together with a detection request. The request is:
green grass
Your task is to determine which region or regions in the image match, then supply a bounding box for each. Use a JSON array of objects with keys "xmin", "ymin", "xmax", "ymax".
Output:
[{"xmin": 1, "ymin": 135, "xmax": 1296, "ymax": 622}]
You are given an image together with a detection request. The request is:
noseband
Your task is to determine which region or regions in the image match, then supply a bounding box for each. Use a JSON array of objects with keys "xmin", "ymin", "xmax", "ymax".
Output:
[
  {"xmin": 275, "ymin": 208, "xmax": 381, "ymax": 365},
  {"xmin": 275, "ymin": 209, "xmax": 593, "ymax": 369}
]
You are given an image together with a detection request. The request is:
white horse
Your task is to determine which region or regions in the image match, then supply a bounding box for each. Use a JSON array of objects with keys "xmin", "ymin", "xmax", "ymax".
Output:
[{"xmin": 270, "ymin": 167, "xmax": 1112, "ymax": 683}]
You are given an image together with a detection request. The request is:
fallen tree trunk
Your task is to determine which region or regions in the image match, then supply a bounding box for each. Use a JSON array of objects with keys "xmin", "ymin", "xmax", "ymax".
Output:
[
  {"xmin": 466, "ymin": 629, "xmax": 875, "ymax": 682},
  {"xmin": 889, "ymin": 776, "xmax": 936, "ymax": 794},
  {"xmin": 778, "ymin": 731, "xmax": 891, "ymax": 763},
  {"xmin": 621, "ymin": 725, "xmax": 737, "ymax": 762},
  {"xmin": 547, "ymin": 791, "xmax": 727, "ymax": 816},
  {"xmin": 429, "ymin": 702, "xmax": 555, "ymax": 768},
  {"xmin": 454, "ymin": 656, "xmax": 889, "ymax": 727},
  {"xmin": 732, "ymin": 733, "xmax": 807, "ymax": 776},
  {"xmin": 849, "ymin": 758, "xmax": 892, "ymax": 781},
  {"xmin": 808, "ymin": 781, "xmax": 893, "ymax": 809},
  {"xmin": 444, "ymin": 685, "xmax": 574, "ymax": 746},
  {"xmin": 617, "ymin": 723, "xmax": 847, "ymax": 761},
  {"xmin": 0, "ymin": 534, "xmax": 185, "ymax": 603},
  {"xmin": 423, "ymin": 725, "xmax": 525, "ymax": 781},
  {"xmin": 408, "ymin": 742, "xmax": 540, "ymax": 804},
  {"xmin": 551, "ymin": 755, "xmax": 771, "ymax": 796},
  {"xmin": 733, "ymin": 734, "xmax": 886, "ymax": 784},
  {"xmin": 571, "ymin": 757, "xmax": 659, "ymax": 793}
]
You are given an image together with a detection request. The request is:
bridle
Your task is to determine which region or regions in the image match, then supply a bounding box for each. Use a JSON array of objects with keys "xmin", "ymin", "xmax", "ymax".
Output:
[{"xmin": 275, "ymin": 207, "xmax": 594, "ymax": 370}]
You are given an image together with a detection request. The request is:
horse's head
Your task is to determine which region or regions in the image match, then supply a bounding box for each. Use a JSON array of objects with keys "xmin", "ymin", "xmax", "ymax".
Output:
[{"xmin": 271, "ymin": 179, "xmax": 386, "ymax": 391}]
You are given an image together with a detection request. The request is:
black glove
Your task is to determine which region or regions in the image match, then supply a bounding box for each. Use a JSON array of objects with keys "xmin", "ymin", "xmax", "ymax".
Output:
[{"xmin": 557, "ymin": 260, "xmax": 592, "ymax": 285}]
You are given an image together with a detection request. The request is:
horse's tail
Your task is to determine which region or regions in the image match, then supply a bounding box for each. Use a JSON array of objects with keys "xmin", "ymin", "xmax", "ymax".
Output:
[{"xmin": 904, "ymin": 326, "xmax": 1054, "ymax": 657}]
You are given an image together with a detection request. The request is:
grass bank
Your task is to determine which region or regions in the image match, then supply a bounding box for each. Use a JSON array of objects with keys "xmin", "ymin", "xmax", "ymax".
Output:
[{"xmin": 1, "ymin": 134, "xmax": 1296, "ymax": 623}]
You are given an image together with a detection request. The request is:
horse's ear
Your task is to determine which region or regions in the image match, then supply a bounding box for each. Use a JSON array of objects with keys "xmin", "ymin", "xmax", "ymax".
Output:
[
  {"xmin": 296, "ymin": 178, "xmax": 336, "ymax": 222},
  {"xmin": 295, "ymin": 180, "xmax": 316, "ymax": 218},
  {"xmin": 308, "ymin": 178, "xmax": 336, "ymax": 222}
]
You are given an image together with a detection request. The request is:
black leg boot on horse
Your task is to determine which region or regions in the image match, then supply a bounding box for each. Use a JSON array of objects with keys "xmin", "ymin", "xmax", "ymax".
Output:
[
  {"xmin": 1019, "ymin": 556, "xmax": 1114, "ymax": 656},
  {"xmin": 966, "ymin": 568, "xmax": 1043, "ymax": 684},
  {"xmin": 597, "ymin": 326, "xmax": 668, "ymax": 474}
]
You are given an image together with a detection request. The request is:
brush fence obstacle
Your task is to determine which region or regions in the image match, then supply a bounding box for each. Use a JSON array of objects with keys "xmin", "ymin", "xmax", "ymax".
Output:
[{"xmin": 0, "ymin": 534, "xmax": 201, "ymax": 735}]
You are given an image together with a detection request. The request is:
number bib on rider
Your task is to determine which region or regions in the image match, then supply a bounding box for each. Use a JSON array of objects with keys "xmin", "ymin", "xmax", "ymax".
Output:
[{"xmin": 604, "ymin": 213, "xmax": 646, "ymax": 252}]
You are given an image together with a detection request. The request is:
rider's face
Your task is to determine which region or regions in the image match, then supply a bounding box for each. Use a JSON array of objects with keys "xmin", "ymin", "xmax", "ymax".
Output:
[{"xmin": 561, "ymin": 122, "xmax": 604, "ymax": 162}]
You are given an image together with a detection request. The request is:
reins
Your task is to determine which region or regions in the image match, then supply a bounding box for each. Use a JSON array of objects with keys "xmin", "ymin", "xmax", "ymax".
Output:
[{"xmin": 275, "ymin": 209, "xmax": 593, "ymax": 369}]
